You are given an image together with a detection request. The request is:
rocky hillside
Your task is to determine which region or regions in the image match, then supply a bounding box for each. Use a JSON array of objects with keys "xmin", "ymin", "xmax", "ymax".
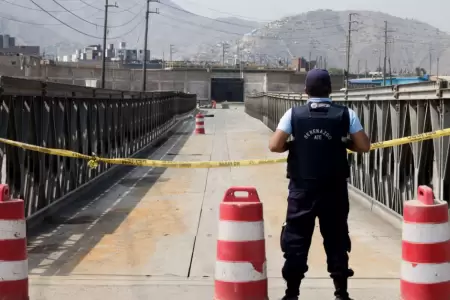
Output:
[{"xmin": 204, "ymin": 10, "xmax": 450, "ymax": 74}]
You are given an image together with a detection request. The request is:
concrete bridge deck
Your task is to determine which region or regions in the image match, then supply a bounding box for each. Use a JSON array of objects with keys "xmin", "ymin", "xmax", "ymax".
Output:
[{"xmin": 27, "ymin": 107, "xmax": 401, "ymax": 299}]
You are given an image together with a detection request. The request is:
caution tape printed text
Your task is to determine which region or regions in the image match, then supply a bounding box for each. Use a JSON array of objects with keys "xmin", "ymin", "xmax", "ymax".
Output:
[{"xmin": 0, "ymin": 128, "xmax": 449, "ymax": 169}]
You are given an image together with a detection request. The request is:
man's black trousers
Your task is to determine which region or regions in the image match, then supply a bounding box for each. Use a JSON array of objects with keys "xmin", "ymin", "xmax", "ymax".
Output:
[{"xmin": 280, "ymin": 180, "xmax": 353, "ymax": 298}]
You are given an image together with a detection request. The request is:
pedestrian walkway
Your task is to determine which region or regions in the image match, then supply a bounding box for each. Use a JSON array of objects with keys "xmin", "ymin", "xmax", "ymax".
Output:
[{"xmin": 28, "ymin": 106, "xmax": 402, "ymax": 299}]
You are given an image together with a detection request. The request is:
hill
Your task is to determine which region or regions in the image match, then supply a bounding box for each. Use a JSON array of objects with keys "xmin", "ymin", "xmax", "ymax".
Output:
[{"xmin": 233, "ymin": 10, "xmax": 450, "ymax": 73}]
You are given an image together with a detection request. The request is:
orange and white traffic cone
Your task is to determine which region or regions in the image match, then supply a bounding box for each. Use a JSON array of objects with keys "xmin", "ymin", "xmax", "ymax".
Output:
[
  {"xmin": 0, "ymin": 184, "xmax": 29, "ymax": 300},
  {"xmin": 401, "ymin": 185, "xmax": 450, "ymax": 300},
  {"xmin": 214, "ymin": 187, "xmax": 268, "ymax": 300},
  {"xmin": 195, "ymin": 113, "xmax": 205, "ymax": 134}
]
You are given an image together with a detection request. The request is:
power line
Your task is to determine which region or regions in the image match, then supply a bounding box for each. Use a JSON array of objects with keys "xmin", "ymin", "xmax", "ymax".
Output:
[
  {"xmin": 161, "ymin": 2, "xmax": 346, "ymax": 31},
  {"xmin": 0, "ymin": 0, "xmax": 89, "ymax": 12},
  {"xmin": 51, "ymin": 0, "xmax": 105, "ymax": 27},
  {"xmin": 27, "ymin": 0, "xmax": 143, "ymax": 39},
  {"xmin": 111, "ymin": 17, "xmax": 145, "ymax": 39},
  {"xmin": 50, "ymin": 0, "xmax": 144, "ymax": 28},
  {"xmin": 159, "ymin": 2, "xmax": 256, "ymax": 29},
  {"xmin": 159, "ymin": 13, "xmax": 348, "ymax": 40},
  {"xmin": 174, "ymin": 0, "xmax": 273, "ymax": 22},
  {"xmin": 78, "ymin": 0, "xmax": 136, "ymax": 14},
  {"xmin": 28, "ymin": 0, "xmax": 105, "ymax": 38},
  {"xmin": 0, "ymin": 12, "xmax": 60, "ymax": 25},
  {"xmin": 158, "ymin": 13, "xmax": 243, "ymax": 36}
]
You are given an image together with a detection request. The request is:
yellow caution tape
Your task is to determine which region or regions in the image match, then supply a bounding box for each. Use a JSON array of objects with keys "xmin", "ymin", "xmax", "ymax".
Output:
[{"xmin": 0, "ymin": 128, "xmax": 448, "ymax": 169}]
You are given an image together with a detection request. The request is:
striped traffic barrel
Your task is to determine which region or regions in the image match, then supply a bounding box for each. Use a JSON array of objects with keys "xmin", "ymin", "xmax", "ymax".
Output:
[
  {"xmin": 214, "ymin": 187, "xmax": 268, "ymax": 300},
  {"xmin": 0, "ymin": 184, "xmax": 29, "ymax": 299},
  {"xmin": 401, "ymin": 185, "xmax": 450, "ymax": 300},
  {"xmin": 195, "ymin": 113, "xmax": 205, "ymax": 134}
]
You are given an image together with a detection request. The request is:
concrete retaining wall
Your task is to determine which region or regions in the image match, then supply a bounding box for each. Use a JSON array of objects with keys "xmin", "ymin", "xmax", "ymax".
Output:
[{"xmin": 1, "ymin": 63, "xmax": 346, "ymax": 99}]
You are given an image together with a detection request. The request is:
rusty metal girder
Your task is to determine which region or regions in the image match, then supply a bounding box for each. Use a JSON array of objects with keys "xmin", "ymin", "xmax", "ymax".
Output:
[{"xmin": 0, "ymin": 76, "xmax": 196, "ymax": 218}]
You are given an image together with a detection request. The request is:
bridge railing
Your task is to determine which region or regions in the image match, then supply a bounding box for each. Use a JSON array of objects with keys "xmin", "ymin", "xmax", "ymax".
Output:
[
  {"xmin": 0, "ymin": 76, "xmax": 197, "ymax": 219},
  {"xmin": 245, "ymin": 80, "xmax": 450, "ymax": 216}
]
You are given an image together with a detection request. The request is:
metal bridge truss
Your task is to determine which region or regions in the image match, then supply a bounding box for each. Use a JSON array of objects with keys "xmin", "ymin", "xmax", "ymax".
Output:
[
  {"xmin": 245, "ymin": 80, "xmax": 450, "ymax": 216},
  {"xmin": 0, "ymin": 76, "xmax": 197, "ymax": 219}
]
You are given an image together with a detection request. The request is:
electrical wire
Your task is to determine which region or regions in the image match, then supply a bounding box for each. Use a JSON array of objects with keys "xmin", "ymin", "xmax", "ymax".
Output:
[
  {"xmin": 50, "ymin": 0, "xmax": 145, "ymax": 28},
  {"xmin": 0, "ymin": 12, "xmax": 61, "ymax": 25},
  {"xmin": 172, "ymin": 0, "xmax": 273, "ymax": 22},
  {"xmin": 78, "ymin": 0, "xmax": 136, "ymax": 14},
  {"xmin": 28, "ymin": 0, "xmax": 104, "ymax": 38},
  {"xmin": 158, "ymin": 13, "xmax": 349, "ymax": 41},
  {"xmin": 159, "ymin": 2, "xmax": 256, "ymax": 29},
  {"xmin": 0, "ymin": 0, "xmax": 89, "ymax": 12},
  {"xmin": 109, "ymin": 17, "xmax": 146, "ymax": 39},
  {"xmin": 27, "ymin": 0, "xmax": 143, "ymax": 39},
  {"xmin": 161, "ymin": 1, "xmax": 345, "ymax": 30},
  {"xmin": 159, "ymin": 13, "xmax": 245, "ymax": 36}
]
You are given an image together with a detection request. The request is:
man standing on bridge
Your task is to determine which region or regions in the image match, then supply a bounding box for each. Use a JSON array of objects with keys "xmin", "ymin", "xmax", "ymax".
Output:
[{"xmin": 268, "ymin": 69, "xmax": 370, "ymax": 300}]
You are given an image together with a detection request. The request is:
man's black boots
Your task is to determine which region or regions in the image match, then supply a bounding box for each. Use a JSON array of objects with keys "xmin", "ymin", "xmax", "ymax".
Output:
[
  {"xmin": 281, "ymin": 296, "xmax": 298, "ymax": 300},
  {"xmin": 333, "ymin": 277, "xmax": 353, "ymax": 300}
]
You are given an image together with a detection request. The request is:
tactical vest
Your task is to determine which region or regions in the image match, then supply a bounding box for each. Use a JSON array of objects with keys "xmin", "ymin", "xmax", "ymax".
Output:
[{"xmin": 287, "ymin": 101, "xmax": 350, "ymax": 184}]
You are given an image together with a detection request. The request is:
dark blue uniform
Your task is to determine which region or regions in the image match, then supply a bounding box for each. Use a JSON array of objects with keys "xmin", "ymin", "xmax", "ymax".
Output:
[{"xmin": 281, "ymin": 102, "xmax": 354, "ymax": 300}]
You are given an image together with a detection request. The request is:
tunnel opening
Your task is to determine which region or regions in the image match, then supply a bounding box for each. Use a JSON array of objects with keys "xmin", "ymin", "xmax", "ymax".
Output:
[{"xmin": 211, "ymin": 77, "xmax": 244, "ymax": 102}]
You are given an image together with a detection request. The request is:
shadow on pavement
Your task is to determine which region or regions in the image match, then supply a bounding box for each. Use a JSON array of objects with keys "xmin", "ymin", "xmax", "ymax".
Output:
[{"xmin": 27, "ymin": 119, "xmax": 195, "ymax": 276}]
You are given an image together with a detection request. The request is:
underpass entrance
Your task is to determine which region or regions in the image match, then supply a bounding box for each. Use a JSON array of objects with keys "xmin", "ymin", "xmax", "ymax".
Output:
[{"xmin": 211, "ymin": 78, "xmax": 244, "ymax": 102}]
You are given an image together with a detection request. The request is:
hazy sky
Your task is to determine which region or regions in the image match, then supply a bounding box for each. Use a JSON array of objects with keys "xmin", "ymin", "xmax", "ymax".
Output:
[{"xmin": 173, "ymin": 0, "xmax": 450, "ymax": 32}]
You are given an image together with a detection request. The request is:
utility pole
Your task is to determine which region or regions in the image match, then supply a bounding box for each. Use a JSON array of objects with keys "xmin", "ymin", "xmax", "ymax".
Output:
[
  {"xmin": 236, "ymin": 40, "xmax": 240, "ymax": 69},
  {"xmin": 388, "ymin": 57, "xmax": 392, "ymax": 85},
  {"xmin": 428, "ymin": 44, "xmax": 432, "ymax": 75},
  {"xmin": 357, "ymin": 60, "xmax": 360, "ymax": 78},
  {"xmin": 378, "ymin": 53, "xmax": 381, "ymax": 72},
  {"xmin": 162, "ymin": 51, "xmax": 165, "ymax": 68},
  {"xmin": 221, "ymin": 42, "xmax": 229, "ymax": 66},
  {"xmin": 436, "ymin": 29, "xmax": 440, "ymax": 79},
  {"xmin": 142, "ymin": 0, "xmax": 159, "ymax": 92},
  {"xmin": 429, "ymin": 52, "xmax": 432, "ymax": 75},
  {"xmin": 101, "ymin": 0, "xmax": 118, "ymax": 89},
  {"xmin": 345, "ymin": 13, "xmax": 358, "ymax": 88},
  {"xmin": 237, "ymin": 42, "xmax": 244, "ymax": 78},
  {"xmin": 308, "ymin": 51, "xmax": 311, "ymax": 70},
  {"xmin": 169, "ymin": 44, "xmax": 175, "ymax": 67},
  {"xmin": 383, "ymin": 21, "xmax": 388, "ymax": 86}
]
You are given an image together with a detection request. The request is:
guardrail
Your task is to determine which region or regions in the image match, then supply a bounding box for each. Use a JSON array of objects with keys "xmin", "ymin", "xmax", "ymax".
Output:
[
  {"xmin": 245, "ymin": 80, "xmax": 450, "ymax": 216},
  {"xmin": 0, "ymin": 76, "xmax": 197, "ymax": 219}
]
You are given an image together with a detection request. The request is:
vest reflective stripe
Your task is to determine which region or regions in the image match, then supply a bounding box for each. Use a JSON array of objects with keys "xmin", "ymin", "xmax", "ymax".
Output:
[{"xmin": 288, "ymin": 102, "xmax": 350, "ymax": 182}]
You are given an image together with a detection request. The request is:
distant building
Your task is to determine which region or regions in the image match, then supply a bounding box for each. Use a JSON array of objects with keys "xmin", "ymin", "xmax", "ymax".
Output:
[
  {"xmin": 0, "ymin": 34, "xmax": 40, "ymax": 56},
  {"xmin": 137, "ymin": 49, "xmax": 150, "ymax": 62},
  {"xmin": 0, "ymin": 46, "xmax": 40, "ymax": 56},
  {"xmin": 67, "ymin": 41, "xmax": 150, "ymax": 63},
  {"xmin": 290, "ymin": 57, "xmax": 316, "ymax": 72},
  {"xmin": 2, "ymin": 35, "xmax": 10, "ymax": 48}
]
